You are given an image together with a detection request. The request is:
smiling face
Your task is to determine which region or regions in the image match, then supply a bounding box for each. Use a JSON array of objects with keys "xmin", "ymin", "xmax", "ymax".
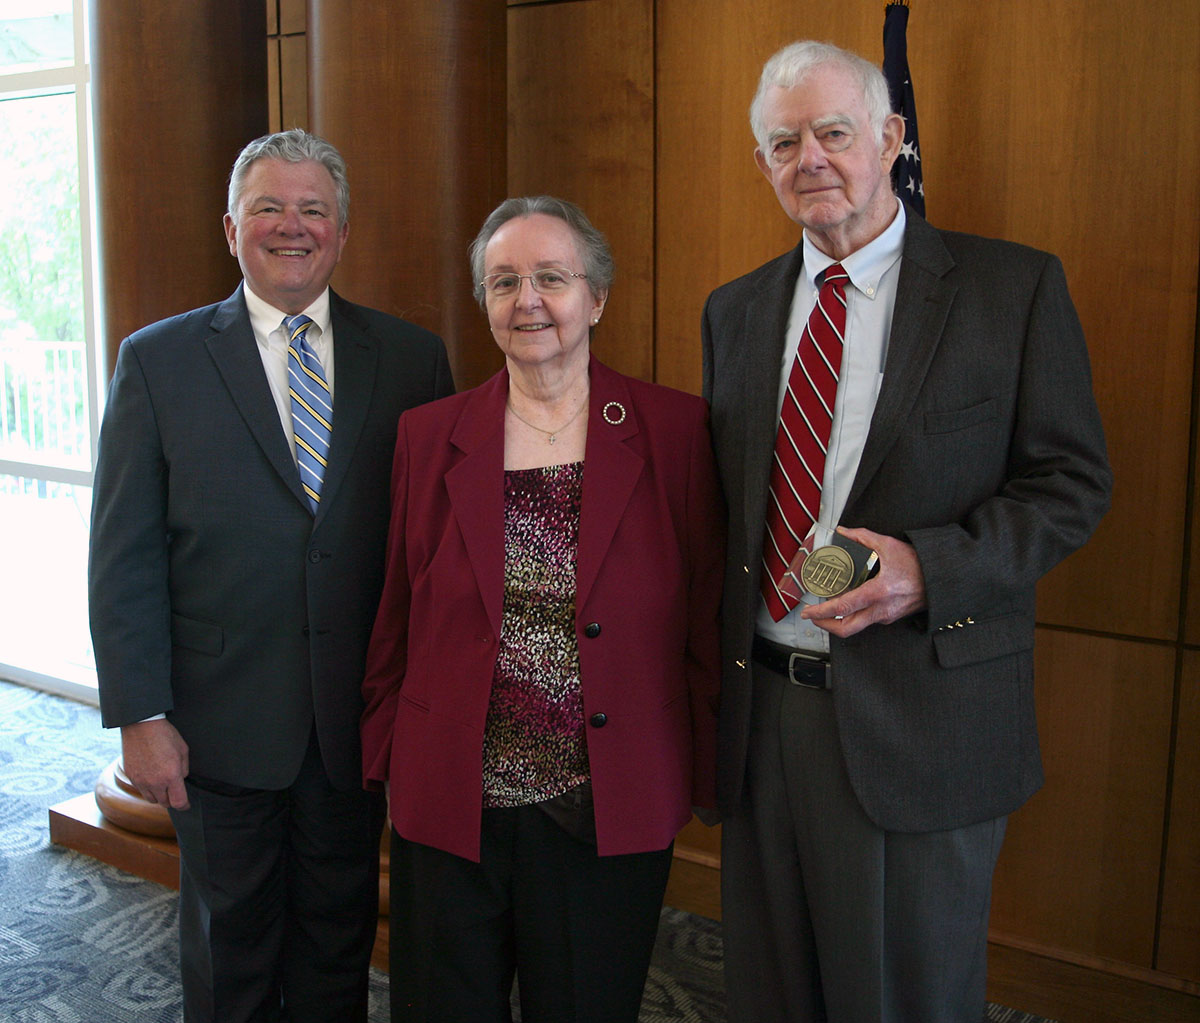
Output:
[
  {"xmin": 754, "ymin": 63, "xmax": 903, "ymax": 259},
  {"xmin": 482, "ymin": 213, "xmax": 606, "ymax": 376},
  {"xmin": 223, "ymin": 157, "xmax": 349, "ymax": 314}
]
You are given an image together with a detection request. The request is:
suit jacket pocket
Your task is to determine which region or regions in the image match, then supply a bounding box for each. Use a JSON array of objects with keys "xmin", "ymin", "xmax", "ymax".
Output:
[
  {"xmin": 170, "ymin": 613, "xmax": 224, "ymax": 657},
  {"xmin": 932, "ymin": 611, "xmax": 1033, "ymax": 669},
  {"xmin": 924, "ymin": 398, "xmax": 998, "ymax": 435}
]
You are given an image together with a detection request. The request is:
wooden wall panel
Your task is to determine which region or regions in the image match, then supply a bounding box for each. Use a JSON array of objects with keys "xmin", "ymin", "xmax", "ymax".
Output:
[
  {"xmin": 507, "ymin": 0, "xmax": 654, "ymax": 383},
  {"xmin": 1187, "ymin": 418, "xmax": 1200, "ymax": 644},
  {"xmin": 91, "ymin": 1, "xmax": 267, "ymax": 371},
  {"xmin": 267, "ymin": 37, "xmax": 281, "ymax": 131},
  {"xmin": 656, "ymin": 2, "xmax": 881, "ymax": 394},
  {"xmin": 267, "ymin": 6, "xmax": 307, "ymax": 142},
  {"xmin": 989, "ymin": 631, "xmax": 1174, "ymax": 967},
  {"xmin": 279, "ymin": 0, "xmax": 305, "ymax": 36},
  {"xmin": 1158, "ymin": 652, "xmax": 1200, "ymax": 981},
  {"xmin": 279, "ymin": 35, "xmax": 308, "ymax": 130},
  {"xmin": 309, "ymin": 0, "xmax": 507, "ymax": 390}
]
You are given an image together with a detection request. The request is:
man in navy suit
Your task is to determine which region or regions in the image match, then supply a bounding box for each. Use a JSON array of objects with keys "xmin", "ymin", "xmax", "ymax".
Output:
[
  {"xmin": 703, "ymin": 42, "xmax": 1111, "ymax": 1022},
  {"xmin": 89, "ymin": 129, "xmax": 453, "ymax": 1022}
]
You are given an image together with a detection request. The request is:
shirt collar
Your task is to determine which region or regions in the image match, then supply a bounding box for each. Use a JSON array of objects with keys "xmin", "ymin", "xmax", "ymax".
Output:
[
  {"xmin": 801, "ymin": 198, "xmax": 906, "ymax": 299},
  {"xmin": 242, "ymin": 283, "xmax": 333, "ymax": 341}
]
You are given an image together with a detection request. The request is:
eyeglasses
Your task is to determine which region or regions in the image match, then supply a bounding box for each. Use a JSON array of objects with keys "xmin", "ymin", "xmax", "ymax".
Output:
[{"xmin": 479, "ymin": 267, "xmax": 588, "ymax": 298}]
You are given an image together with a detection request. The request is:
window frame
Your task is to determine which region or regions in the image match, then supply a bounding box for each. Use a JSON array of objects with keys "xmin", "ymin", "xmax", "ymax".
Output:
[{"xmin": 0, "ymin": 0, "xmax": 102, "ymax": 703}]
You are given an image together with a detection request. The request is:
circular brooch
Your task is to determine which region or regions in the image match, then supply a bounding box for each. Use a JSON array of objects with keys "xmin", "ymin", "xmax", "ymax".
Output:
[{"xmin": 602, "ymin": 401, "xmax": 626, "ymax": 425}]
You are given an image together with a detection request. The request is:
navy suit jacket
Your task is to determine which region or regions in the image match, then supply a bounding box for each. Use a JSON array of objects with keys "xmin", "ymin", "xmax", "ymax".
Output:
[
  {"xmin": 361, "ymin": 357, "xmax": 725, "ymax": 861},
  {"xmin": 89, "ymin": 284, "xmax": 454, "ymax": 791},
  {"xmin": 703, "ymin": 209, "xmax": 1112, "ymax": 831}
]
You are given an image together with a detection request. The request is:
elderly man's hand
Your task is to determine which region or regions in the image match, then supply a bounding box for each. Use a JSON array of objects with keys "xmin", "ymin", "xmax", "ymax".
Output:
[
  {"xmin": 120, "ymin": 718, "xmax": 191, "ymax": 810},
  {"xmin": 799, "ymin": 526, "xmax": 926, "ymax": 638}
]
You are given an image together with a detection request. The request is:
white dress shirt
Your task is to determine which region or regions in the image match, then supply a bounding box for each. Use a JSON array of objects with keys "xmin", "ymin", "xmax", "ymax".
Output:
[
  {"xmin": 243, "ymin": 283, "xmax": 336, "ymax": 467},
  {"xmin": 756, "ymin": 199, "xmax": 906, "ymax": 653}
]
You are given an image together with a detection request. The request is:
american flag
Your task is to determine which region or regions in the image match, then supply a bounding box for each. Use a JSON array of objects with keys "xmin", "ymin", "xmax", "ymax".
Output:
[{"xmin": 883, "ymin": 0, "xmax": 924, "ymax": 216}]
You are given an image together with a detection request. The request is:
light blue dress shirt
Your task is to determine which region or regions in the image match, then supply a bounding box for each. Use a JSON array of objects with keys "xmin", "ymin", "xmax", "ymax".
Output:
[{"xmin": 756, "ymin": 199, "xmax": 907, "ymax": 653}]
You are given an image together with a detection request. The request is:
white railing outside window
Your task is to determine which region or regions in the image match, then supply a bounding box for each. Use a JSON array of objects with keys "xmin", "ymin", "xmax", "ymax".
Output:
[{"xmin": 2, "ymin": 341, "xmax": 89, "ymax": 469}]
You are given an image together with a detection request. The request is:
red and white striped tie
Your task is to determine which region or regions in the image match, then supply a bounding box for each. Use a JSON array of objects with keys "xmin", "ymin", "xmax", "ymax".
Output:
[{"xmin": 761, "ymin": 262, "xmax": 850, "ymax": 620}]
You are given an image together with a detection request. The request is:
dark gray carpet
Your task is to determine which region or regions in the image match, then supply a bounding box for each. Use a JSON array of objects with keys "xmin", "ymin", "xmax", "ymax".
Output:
[{"xmin": 0, "ymin": 678, "xmax": 1054, "ymax": 1022}]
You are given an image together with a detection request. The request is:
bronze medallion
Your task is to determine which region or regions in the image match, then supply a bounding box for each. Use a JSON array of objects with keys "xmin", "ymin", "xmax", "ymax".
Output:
[{"xmin": 799, "ymin": 544, "xmax": 856, "ymax": 598}]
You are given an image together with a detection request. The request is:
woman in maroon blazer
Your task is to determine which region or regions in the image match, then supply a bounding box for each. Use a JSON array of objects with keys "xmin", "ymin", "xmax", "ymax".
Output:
[{"xmin": 361, "ymin": 196, "xmax": 725, "ymax": 1022}]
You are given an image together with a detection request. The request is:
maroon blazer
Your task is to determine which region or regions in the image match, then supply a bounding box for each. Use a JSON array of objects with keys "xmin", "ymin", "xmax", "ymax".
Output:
[{"xmin": 361, "ymin": 356, "xmax": 725, "ymax": 862}]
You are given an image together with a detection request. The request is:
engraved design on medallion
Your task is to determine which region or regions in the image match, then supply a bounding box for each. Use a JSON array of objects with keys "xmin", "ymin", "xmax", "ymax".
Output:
[{"xmin": 799, "ymin": 544, "xmax": 855, "ymax": 598}]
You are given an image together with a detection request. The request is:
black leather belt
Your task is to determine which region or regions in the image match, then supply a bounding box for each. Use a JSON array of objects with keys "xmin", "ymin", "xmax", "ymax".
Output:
[{"xmin": 752, "ymin": 635, "xmax": 832, "ymax": 690}]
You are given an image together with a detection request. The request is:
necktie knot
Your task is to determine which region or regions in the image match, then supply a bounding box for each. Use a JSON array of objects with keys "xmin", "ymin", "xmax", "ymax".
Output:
[
  {"xmin": 820, "ymin": 262, "xmax": 849, "ymax": 289},
  {"xmin": 284, "ymin": 314, "xmax": 315, "ymax": 341}
]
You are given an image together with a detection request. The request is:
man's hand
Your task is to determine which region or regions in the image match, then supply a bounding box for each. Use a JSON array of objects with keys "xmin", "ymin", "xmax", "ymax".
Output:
[
  {"xmin": 120, "ymin": 718, "xmax": 191, "ymax": 810},
  {"xmin": 799, "ymin": 526, "xmax": 927, "ymax": 638}
]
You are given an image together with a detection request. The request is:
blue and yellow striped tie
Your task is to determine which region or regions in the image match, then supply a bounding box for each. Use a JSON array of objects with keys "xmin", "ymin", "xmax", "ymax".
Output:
[{"xmin": 285, "ymin": 314, "xmax": 331, "ymax": 514}]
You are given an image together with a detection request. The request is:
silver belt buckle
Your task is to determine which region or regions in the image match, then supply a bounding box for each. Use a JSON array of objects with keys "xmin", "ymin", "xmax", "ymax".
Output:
[{"xmin": 787, "ymin": 650, "xmax": 831, "ymax": 690}]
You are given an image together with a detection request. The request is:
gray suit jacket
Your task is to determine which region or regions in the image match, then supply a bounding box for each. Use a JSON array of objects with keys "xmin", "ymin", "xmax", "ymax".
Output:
[
  {"xmin": 702, "ymin": 209, "xmax": 1112, "ymax": 832},
  {"xmin": 89, "ymin": 284, "xmax": 454, "ymax": 791}
]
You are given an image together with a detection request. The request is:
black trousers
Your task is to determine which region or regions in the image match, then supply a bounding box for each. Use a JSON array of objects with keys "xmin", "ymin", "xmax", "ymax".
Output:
[
  {"xmin": 389, "ymin": 805, "xmax": 673, "ymax": 1023},
  {"xmin": 169, "ymin": 731, "xmax": 386, "ymax": 1023}
]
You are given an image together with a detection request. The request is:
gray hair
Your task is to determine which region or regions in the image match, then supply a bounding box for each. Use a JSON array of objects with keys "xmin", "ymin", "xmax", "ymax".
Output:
[
  {"xmin": 469, "ymin": 196, "xmax": 614, "ymax": 307},
  {"xmin": 227, "ymin": 129, "xmax": 350, "ymax": 227},
  {"xmin": 749, "ymin": 41, "xmax": 893, "ymax": 152}
]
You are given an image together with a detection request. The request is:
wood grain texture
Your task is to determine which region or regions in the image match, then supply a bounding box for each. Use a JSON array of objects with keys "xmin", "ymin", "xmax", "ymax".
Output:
[
  {"xmin": 987, "ymin": 942, "xmax": 1200, "ymax": 1023},
  {"xmin": 90, "ymin": 0, "xmax": 267, "ymax": 372},
  {"xmin": 506, "ymin": 0, "xmax": 654, "ymax": 383},
  {"xmin": 990, "ymin": 630, "xmax": 1175, "ymax": 968},
  {"xmin": 279, "ymin": 0, "xmax": 305, "ymax": 37},
  {"xmin": 267, "ymin": 37, "xmax": 281, "ymax": 131},
  {"xmin": 308, "ymin": 0, "xmax": 507, "ymax": 389},
  {"xmin": 279, "ymin": 34, "xmax": 307, "ymax": 130},
  {"xmin": 1157, "ymin": 652, "xmax": 1200, "ymax": 981}
]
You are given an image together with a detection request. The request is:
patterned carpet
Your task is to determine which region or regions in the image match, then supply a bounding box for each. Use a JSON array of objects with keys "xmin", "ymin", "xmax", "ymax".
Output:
[{"xmin": 0, "ymin": 678, "xmax": 1054, "ymax": 1022}]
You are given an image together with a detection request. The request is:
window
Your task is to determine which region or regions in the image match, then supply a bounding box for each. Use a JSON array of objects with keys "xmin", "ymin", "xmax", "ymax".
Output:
[{"xmin": 0, "ymin": 0, "xmax": 99, "ymax": 702}]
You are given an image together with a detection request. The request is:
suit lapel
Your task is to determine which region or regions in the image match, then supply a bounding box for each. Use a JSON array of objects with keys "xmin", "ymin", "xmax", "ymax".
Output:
[
  {"xmin": 443, "ymin": 360, "xmax": 647, "ymax": 635},
  {"xmin": 317, "ymin": 292, "xmax": 378, "ymax": 523},
  {"xmin": 205, "ymin": 286, "xmax": 309, "ymax": 509},
  {"xmin": 742, "ymin": 246, "xmax": 803, "ymax": 551},
  {"xmin": 576, "ymin": 359, "xmax": 643, "ymax": 609},
  {"xmin": 844, "ymin": 213, "xmax": 957, "ymax": 514},
  {"xmin": 445, "ymin": 371, "xmax": 508, "ymax": 638}
]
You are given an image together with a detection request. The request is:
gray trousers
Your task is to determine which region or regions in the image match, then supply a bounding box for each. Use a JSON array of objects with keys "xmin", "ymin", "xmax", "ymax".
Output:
[{"xmin": 721, "ymin": 664, "xmax": 1006, "ymax": 1023}]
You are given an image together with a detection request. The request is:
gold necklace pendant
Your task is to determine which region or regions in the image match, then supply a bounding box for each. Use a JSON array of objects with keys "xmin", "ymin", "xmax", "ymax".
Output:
[{"xmin": 507, "ymin": 394, "xmax": 586, "ymax": 444}]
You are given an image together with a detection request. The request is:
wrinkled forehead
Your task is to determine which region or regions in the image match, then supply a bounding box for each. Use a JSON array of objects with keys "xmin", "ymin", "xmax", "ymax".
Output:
[{"xmin": 765, "ymin": 110, "xmax": 858, "ymax": 144}]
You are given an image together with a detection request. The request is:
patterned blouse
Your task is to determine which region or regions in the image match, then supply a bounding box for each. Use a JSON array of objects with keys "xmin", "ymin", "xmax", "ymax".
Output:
[{"xmin": 482, "ymin": 462, "xmax": 590, "ymax": 809}]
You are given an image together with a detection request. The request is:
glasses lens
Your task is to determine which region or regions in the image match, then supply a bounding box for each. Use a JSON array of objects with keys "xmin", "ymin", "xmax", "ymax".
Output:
[
  {"xmin": 532, "ymin": 268, "xmax": 571, "ymax": 292},
  {"xmin": 485, "ymin": 273, "xmax": 519, "ymax": 295}
]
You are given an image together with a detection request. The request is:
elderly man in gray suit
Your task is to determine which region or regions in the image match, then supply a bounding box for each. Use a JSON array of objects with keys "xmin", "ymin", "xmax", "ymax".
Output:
[
  {"xmin": 89, "ymin": 130, "xmax": 453, "ymax": 1022},
  {"xmin": 702, "ymin": 41, "xmax": 1112, "ymax": 1023}
]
